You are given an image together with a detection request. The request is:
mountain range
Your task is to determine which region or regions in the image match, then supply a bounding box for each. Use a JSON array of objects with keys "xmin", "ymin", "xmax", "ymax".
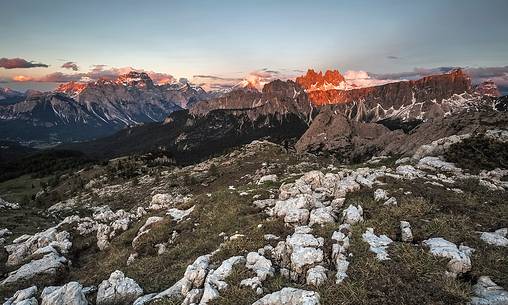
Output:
[
  {"xmin": 0, "ymin": 72, "xmax": 217, "ymax": 143},
  {"xmin": 0, "ymin": 68, "xmax": 506, "ymax": 164},
  {"xmin": 52, "ymin": 68, "xmax": 504, "ymax": 164}
]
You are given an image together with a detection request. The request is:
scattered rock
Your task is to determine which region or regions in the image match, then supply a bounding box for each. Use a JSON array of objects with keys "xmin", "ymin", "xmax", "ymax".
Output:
[
  {"xmin": 342, "ymin": 205, "xmax": 363, "ymax": 225},
  {"xmin": 331, "ymin": 224, "xmax": 352, "ymax": 284},
  {"xmin": 400, "ymin": 221, "xmax": 413, "ymax": 242},
  {"xmin": 362, "ymin": 228, "xmax": 393, "ymax": 261},
  {"xmin": 1, "ymin": 252, "xmax": 68, "ymax": 287},
  {"xmin": 245, "ymin": 252, "xmax": 274, "ymax": 282},
  {"xmin": 200, "ymin": 256, "xmax": 245, "ymax": 304},
  {"xmin": 471, "ymin": 276, "xmax": 508, "ymax": 305},
  {"xmin": 258, "ymin": 174, "xmax": 278, "ymax": 184},
  {"xmin": 181, "ymin": 255, "xmax": 211, "ymax": 295},
  {"xmin": 131, "ymin": 216, "xmax": 164, "ymax": 249},
  {"xmin": 422, "ymin": 238, "xmax": 474, "ymax": 274},
  {"xmin": 3, "ymin": 286, "xmax": 38, "ymax": 305},
  {"xmin": 383, "ymin": 197, "xmax": 397, "ymax": 206},
  {"xmin": 97, "ymin": 270, "xmax": 143, "ymax": 305},
  {"xmin": 306, "ymin": 265, "xmax": 328, "ymax": 287},
  {"xmin": 252, "ymin": 287, "xmax": 320, "ymax": 305},
  {"xmin": 480, "ymin": 228, "xmax": 508, "ymax": 247},
  {"xmin": 373, "ymin": 189, "xmax": 388, "ymax": 202},
  {"xmin": 0, "ymin": 197, "xmax": 20, "ymax": 209},
  {"xmin": 167, "ymin": 206, "xmax": 194, "ymax": 222},
  {"xmin": 41, "ymin": 282, "xmax": 88, "ymax": 305}
]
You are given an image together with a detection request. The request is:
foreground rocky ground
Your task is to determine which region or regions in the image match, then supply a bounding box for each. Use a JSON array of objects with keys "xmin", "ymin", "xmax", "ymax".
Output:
[{"xmin": 1, "ymin": 132, "xmax": 507, "ymax": 305}]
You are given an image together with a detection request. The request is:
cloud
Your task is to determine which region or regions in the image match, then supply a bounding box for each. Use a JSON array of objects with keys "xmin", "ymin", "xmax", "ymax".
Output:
[
  {"xmin": 11, "ymin": 65, "xmax": 177, "ymax": 85},
  {"xmin": 86, "ymin": 65, "xmax": 176, "ymax": 84},
  {"xmin": 61, "ymin": 61, "xmax": 79, "ymax": 71},
  {"xmin": 12, "ymin": 72, "xmax": 82, "ymax": 83},
  {"xmin": 0, "ymin": 57, "xmax": 49, "ymax": 69},
  {"xmin": 387, "ymin": 55, "xmax": 400, "ymax": 60},
  {"xmin": 343, "ymin": 70, "xmax": 400, "ymax": 88}
]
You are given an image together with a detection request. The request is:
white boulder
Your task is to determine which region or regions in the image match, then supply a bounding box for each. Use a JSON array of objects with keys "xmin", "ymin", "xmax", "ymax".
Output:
[
  {"xmin": 306, "ymin": 265, "xmax": 328, "ymax": 287},
  {"xmin": 181, "ymin": 255, "xmax": 211, "ymax": 295},
  {"xmin": 96, "ymin": 270, "xmax": 143, "ymax": 305},
  {"xmin": 471, "ymin": 276, "xmax": 508, "ymax": 305},
  {"xmin": 400, "ymin": 221, "xmax": 413, "ymax": 242},
  {"xmin": 252, "ymin": 287, "xmax": 320, "ymax": 305},
  {"xmin": 422, "ymin": 237, "xmax": 474, "ymax": 274},
  {"xmin": 341, "ymin": 205, "xmax": 363, "ymax": 225},
  {"xmin": 3, "ymin": 286, "xmax": 38, "ymax": 305},
  {"xmin": 41, "ymin": 282, "xmax": 88, "ymax": 305},
  {"xmin": 480, "ymin": 228, "xmax": 508, "ymax": 247},
  {"xmin": 362, "ymin": 228, "xmax": 393, "ymax": 261},
  {"xmin": 1, "ymin": 253, "xmax": 67, "ymax": 287}
]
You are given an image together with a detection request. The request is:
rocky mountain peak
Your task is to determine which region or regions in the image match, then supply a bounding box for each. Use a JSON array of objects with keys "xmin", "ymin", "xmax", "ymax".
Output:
[
  {"xmin": 116, "ymin": 71, "xmax": 155, "ymax": 89},
  {"xmin": 296, "ymin": 69, "xmax": 346, "ymax": 91},
  {"xmin": 55, "ymin": 81, "xmax": 87, "ymax": 97},
  {"xmin": 475, "ymin": 80, "xmax": 501, "ymax": 97}
]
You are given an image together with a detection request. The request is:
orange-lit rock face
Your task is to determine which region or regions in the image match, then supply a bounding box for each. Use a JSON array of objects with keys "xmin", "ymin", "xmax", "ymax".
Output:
[
  {"xmin": 55, "ymin": 81, "xmax": 87, "ymax": 95},
  {"xmin": 299, "ymin": 68, "xmax": 472, "ymax": 107},
  {"xmin": 296, "ymin": 69, "xmax": 346, "ymax": 91}
]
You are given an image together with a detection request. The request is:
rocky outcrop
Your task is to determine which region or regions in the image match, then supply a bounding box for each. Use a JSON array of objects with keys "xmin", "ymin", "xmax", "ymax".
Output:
[
  {"xmin": 475, "ymin": 81, "xmax": 501, "ymax": 97},
  {"xmin": 295, "ymin": 110, "xmax": 403, "ymax": 162}
]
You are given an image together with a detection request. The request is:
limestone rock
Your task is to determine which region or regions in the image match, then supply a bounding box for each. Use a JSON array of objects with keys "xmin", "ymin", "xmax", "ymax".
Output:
[
  {"xmin": 252, "ymin": 287, "xmax": 320, "ymax": 305},
  {"xmin": 1, "ymin": 253, "xmax": 67, "ymax": 287},
  {"xmin": 258, "ymin": 175, "xmax": 278, "ymax": 184},
  {"xmin": 96, "ymin": 270, "xmax": 143, "ymax": 305},
  {"xmin": 471, "ymin": 276, "xmax": 508, "ymax": 305},
  {"xmin": 181, "ymin": 255, "xmax": 211, "ymax": 295},
  {"xmin": 200, "ymin": 256, "xmax": 245, "ymax": 304},
  {"xmin": 3, "ymin": 286, "xmax": 38, "ymax": 305},
  {"xmin": 400, "ymin": 221, "xmax": 413, "ymax": 242},
  {"xmin": 245, "ymin": 252, "xmax": 274, "ymax": 282},
  {"xmin": 362, "ymin": 228, "xmax": 393, "ymax": 261},
  {"xmin": 308, "ymin": 207, "xmax": 336, "ymax": 227},
  {"xmin": 306, "ymin": 265, "xmax": 328, "ymax": 287},
  {"xmin": 341, "ymin": 205, "xmax": 363, "ymax": 225},
  {"xmin": 423, "ymin": 237, "xmax": 474, "ymax": 274},
  {"xmin": 480, "ymin": 228, "xmax": 508, "ymax": 247},
  {"xmin": 41, "ymin": 282, "xmax": 88, "ymax": 305}
]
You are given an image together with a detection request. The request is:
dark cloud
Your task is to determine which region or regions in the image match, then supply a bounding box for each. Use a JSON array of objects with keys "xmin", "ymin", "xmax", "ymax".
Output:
[
  {"xmin": 61, "ymin": 61, "xmax": 79, "ymax": 71},
  {"xmin": 0, "ymin": 57, "xmax": 49, "ymax": 69},
  {"xmin": 387, "ymin": 55, "xmax": 399, "ymax": 60}
]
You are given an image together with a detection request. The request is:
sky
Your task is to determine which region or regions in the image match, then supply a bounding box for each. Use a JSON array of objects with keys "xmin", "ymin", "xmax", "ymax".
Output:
[{"xmin": 1, "ymin": 0, "xmax": 508, "ymax": 92}]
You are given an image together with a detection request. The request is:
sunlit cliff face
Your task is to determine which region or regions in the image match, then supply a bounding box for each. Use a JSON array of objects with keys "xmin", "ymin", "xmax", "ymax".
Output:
[
  {"xmin": 55, "ymin": 81, "xmax": 87, "ymax": 96},
  {"xmin": 296, "ymin": 69, "xmax": 346, "ymax": 92}
]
